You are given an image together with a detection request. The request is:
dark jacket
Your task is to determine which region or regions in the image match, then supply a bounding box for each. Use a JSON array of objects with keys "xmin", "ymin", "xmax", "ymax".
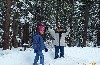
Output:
[{"xmin": 33, "ymin": 33, "xmax": 46, "ymax": 53}]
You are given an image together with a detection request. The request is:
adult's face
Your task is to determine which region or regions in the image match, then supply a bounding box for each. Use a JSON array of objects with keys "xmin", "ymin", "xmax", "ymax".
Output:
[{"xmin": 57, "ymin": 28, "xmax": 62, "ymax": 32}]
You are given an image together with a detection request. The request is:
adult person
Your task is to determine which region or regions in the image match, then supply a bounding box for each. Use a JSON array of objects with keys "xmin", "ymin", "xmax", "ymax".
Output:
[{"xmin": 47, "ymin": 25, "xmax": 69, "ymax": 59}]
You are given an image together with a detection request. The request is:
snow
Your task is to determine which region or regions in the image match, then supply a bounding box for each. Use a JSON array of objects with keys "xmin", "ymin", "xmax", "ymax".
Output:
[
  {"xmin": 17, "ymin": 38, "xmax": 21, "ymax": 42},
  {"xmin": 0, "ymin": 28, "xmax": 4, "ymax": 32},
  {"xmin": 0, "ymin": 12, "xmax": 1, "ymax": 14},
  {"xmin": 21, "ymin": 7, "xmax": 26, "ymax": 9},
  {"xmin": 19, "ymin": 0, "xmax": 23, "ymax": 2},
  {"xmin": 76, "ymin": 1, "xmax": 84, "ymax": 6},
  {"xmin": 20, "ymin": 17, "xmax": 25, "ymax": 23},
  {"xmin": 27, "ymin": 12, "xmax": 33, "ymax": 18},
  {"xmin": 0, "ymin": 47, "xmax": 100, "ymax": 65}
]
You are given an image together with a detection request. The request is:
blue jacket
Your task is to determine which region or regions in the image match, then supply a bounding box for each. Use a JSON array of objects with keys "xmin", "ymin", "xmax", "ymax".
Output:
[{"xmin": 33, "ymin": 33, "xmax": 46, "ymax": 53}]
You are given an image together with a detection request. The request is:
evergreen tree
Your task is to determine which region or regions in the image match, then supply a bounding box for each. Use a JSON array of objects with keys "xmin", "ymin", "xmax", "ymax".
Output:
[{"xmin": 3, "ymin": 0, "xmax": 11, "ymax": 50}]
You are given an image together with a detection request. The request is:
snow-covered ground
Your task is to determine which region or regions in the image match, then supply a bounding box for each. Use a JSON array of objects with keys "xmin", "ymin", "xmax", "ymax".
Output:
[{"xmin": 0, "ymin": 47, "xmax": 100, "ymax": 65}]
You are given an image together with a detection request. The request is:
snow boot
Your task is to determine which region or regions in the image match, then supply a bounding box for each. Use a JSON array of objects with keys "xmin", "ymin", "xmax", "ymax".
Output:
[
  {"xmin": 54, "ymin": 56, "xmax": 59, "ymax": 59},
  {"xmin": 59, "ymin": 56, "xmax": 64, "ymax": 58}
]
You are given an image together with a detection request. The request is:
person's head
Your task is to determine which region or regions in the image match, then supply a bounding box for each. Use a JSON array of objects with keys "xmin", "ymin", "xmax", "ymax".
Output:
[
  {"xmin": 57, "ymin": 26, "xmax": 62, "ymax": 32},
  {"xmin": 38, "ymin": 25, "xmax": 45, "ymax": 35}
]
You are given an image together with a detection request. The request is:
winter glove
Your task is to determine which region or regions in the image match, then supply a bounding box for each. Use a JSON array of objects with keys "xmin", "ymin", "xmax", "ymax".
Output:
[{"xmin": 45, "ymin": 48, "xmax": 48, "ymax": 52}]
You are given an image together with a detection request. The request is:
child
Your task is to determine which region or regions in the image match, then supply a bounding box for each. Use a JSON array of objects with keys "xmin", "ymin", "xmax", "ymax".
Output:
[{"xmin": 33, "ymin": 25, "xmax": 48, "ymax": 65}]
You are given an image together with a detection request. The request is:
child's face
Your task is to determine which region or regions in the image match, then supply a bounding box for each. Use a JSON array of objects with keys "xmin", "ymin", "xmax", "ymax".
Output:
[{"xmin": 40, "ymin": 30, "xmax": 44, "ymax": 34}]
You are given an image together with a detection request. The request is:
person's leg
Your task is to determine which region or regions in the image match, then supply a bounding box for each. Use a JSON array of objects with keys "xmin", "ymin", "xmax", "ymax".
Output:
[
  {"xmin": 60, "ymin": 46, "xmax": 64, "ymax": 58},
  {"xmin": 39, "ymin": 51, "xmax": 44, "ymax": 65},
  {"xmin": 54, "ymin": 46, "xmax": 59, "ymax": 59},
  {"xmin": 33, "ymin": 53, "xmax": 39, "ymax": 65}
]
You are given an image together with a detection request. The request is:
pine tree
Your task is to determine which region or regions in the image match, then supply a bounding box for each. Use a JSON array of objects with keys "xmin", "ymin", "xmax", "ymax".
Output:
[
  {"xmin": 11, "ymin": 0, "xmax": 19, "ymax": 48},
  {"xmin": 3, "ymin": 0, "xmax": 11, "ymax": 50}
]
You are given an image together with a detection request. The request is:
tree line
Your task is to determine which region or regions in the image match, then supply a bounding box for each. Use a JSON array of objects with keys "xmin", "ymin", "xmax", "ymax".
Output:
[{"xmin": 0, "ymin": 0, "xmax": 100, "ymax": 50}]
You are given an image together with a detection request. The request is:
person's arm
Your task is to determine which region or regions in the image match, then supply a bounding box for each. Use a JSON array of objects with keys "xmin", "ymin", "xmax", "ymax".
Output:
[
  {"xmin": 32, "ymin": 35, "xmax": 38, "ymax": 49},
  {"xmin": 48, "ymin": 28, "xmax": 56, "ymax": 38},
  {"xmin": 39, "ymin": 36, "xmax": 48, "ymax": 52}
]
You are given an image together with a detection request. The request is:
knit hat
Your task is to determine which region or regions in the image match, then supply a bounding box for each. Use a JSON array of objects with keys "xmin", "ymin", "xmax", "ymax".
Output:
[{"xmin": 38, "ymin": 25, "xmax": 45, "ymax": 32}]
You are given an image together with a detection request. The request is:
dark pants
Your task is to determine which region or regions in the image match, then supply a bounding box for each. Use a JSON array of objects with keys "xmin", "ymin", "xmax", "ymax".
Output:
[{"xmin": 55, "ymin": 46, "xmax": 64, "ymax": 58}]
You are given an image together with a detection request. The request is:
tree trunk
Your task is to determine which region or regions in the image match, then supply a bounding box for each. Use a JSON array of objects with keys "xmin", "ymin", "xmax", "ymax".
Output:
[
  {"xmin": 68, "ymin": 0, "xmax": 74, "ymax": 47},
  {"xmin": 3, "ymin": 0, "xmax": 11, "ymax": 50},
  {"xmin": 56, "ymin": 0, "xmax": 59, "ymax": 27},
  {"xmin": 83, "ymin": 2, "xmax": 89, "ymax": 47},
  {"xmin": 23, "ymin": 23, "xmax": 29, "ymax": 45},
  {"xmin": 69, "ymin": 16, "xmax": 72, "ymax": 47},
  {"xmin": 97, "ymin": 26, "xmax": 100, "ymax": 46},
  {"xmin": 97, "ymin": 2, "xmax": 100, "ymax": 46},
  {"xmin": 11, "ymin": 0, "xmax": 18, "ymax": 48},
  {"xmin": 12, "ymin": 14, "xmax": 18, "ymax": 48}
]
